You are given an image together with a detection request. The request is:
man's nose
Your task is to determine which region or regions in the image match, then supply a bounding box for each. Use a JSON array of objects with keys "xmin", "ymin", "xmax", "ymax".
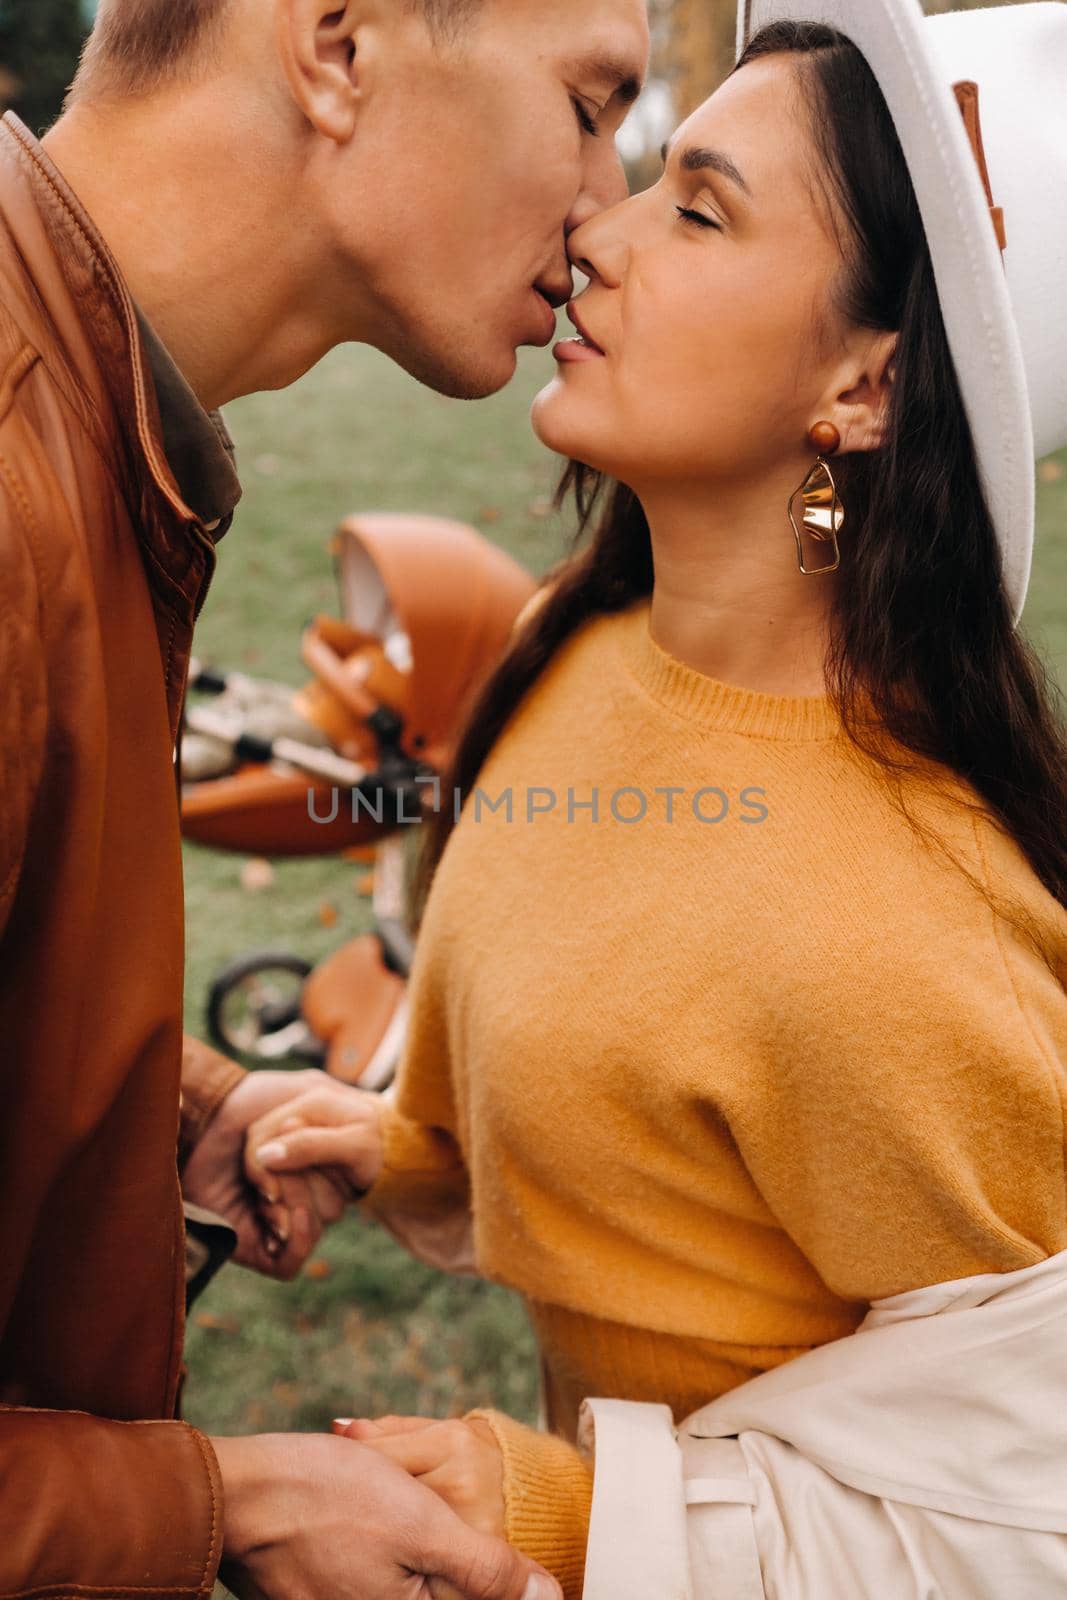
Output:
[{"xmin": 565, "ymin": 144, "xmax": 630, "ymax": 237}]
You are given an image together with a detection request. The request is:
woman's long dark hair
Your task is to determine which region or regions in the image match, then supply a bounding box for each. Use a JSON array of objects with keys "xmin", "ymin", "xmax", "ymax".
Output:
[{"xmin": 412, "ymin": 20, "xmax": 1067, "ymax": 952}]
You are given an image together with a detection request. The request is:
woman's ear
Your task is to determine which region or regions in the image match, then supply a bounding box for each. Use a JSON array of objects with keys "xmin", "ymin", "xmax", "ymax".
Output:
[
  {"xmin": 831, "ymin": 329, "xmax": 898, "ymax": 454},
  {"xmin": 275, "ymin": 0, "xmax": 363, "ymax": 144}
]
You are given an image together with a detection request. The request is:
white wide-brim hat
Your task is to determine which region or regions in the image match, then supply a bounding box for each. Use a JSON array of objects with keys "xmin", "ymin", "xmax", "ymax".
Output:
[{"xmin": 736, "ymin": 0, "xmax": 1067, "ymax": 629}]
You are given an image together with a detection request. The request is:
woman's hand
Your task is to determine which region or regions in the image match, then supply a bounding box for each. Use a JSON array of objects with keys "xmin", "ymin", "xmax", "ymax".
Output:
[
  {"xmin": 332, "ymin": 1415, "xmax": 506, "ymax": 1541},
  {"xmin": 243, "ymin": 1081, "xmax": 387, "ymax": 1246}
]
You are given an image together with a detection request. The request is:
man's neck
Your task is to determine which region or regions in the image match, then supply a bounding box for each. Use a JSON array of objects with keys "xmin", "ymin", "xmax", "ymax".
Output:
[{"xmin": 42, "ymin": 93, "xmax": 336, "ymax": 410}]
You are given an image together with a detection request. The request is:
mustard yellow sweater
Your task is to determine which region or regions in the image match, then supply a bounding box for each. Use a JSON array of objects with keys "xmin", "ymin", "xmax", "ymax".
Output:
[{"xmin": 362, "ymin": 594, "xmax": 1067, "ymax": 1597}]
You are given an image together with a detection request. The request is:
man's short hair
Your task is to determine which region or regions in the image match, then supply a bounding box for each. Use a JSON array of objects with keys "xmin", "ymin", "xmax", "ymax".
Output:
[{"xmin": 71, "ymin": 0, "xmax": 481, "ymax": 103}]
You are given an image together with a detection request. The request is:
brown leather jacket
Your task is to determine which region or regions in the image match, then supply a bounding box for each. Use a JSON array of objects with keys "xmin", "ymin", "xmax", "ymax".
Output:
[{"xmin": 0, "ymin": 113, "xmax": 247, "ymax": 1589}]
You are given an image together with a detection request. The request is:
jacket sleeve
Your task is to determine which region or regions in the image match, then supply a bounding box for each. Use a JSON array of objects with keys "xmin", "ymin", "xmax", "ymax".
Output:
[
  {"xmin": 0, "ymin": 514, "xmax": 226, "ymax": 1595},
  {"xmin": 0, "ymin": 1406, "xmax": 225, "ymax": 1597},
  {"xmin": 0, "ymin": 493, "xmax": 46, "ymax": 930},
  {"xmin": 577, "ymin": 1400, "xmax": 692, "ymax": 1600},
  {"xmin": 179, "ymin": 1032, "xmax": 248, "ymax": 1166}
]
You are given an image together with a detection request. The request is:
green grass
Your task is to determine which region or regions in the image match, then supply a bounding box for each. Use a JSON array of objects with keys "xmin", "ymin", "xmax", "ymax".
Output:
[
  {"xmin": 182, "ymin": 339, "xmax": 1067, "ymax": 1442},
  {"xmin": 184, "ymin": 1220, "xmax": 540, "ymax": 1437}
]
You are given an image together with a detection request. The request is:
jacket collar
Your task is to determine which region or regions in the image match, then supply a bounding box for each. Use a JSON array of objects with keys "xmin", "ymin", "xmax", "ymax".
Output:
[
  {"xmin": 0, "ymin": 112, "xmax": 233, "ymax": 606},
  {"xmin": 134, "ymin": 304, "xmax": 242, "ymax": 534}
]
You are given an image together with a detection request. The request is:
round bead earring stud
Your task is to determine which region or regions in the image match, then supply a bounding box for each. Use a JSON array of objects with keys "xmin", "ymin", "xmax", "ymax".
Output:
[{"xmin": 809, "ymin": 420, "xmax": 841, "ymax": 456}]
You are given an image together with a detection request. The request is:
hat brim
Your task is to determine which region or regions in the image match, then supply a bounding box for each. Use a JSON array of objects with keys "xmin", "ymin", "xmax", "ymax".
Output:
[{"xmin": 735, "ymin": 0, "xmax": 1035, "ymax": 627}]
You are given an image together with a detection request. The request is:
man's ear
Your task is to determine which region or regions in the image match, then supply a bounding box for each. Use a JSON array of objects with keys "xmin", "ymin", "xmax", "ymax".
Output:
[
  {"xmin": 831, "ymin": 329, "xmax": 898, "ymax": 455},
  {"xmin": 276, "ymin": 0, "xmax": 363, "ymax": 143}
]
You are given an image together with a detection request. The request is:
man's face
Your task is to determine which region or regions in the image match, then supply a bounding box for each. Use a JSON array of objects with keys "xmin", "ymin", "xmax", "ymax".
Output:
[{"xmin": 325, "ymin": 0, "xmax": 649, "ymax": 398}]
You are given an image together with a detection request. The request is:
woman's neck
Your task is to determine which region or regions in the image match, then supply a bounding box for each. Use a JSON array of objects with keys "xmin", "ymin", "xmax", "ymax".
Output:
[{"xmin": 640, "ymin": 476, "xmax": 839, "ymax": 699}]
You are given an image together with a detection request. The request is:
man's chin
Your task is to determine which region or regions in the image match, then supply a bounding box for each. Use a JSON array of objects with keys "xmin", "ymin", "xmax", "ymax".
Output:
[{"xmin": 393, "ymin": 339, "xmax": 519, "ymax": 401}]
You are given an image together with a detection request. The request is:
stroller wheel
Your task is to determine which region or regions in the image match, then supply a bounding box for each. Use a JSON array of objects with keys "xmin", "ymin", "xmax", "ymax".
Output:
[{"xmin": 207, "ymin": 951, "xmax": 325, "ymax": 1066}]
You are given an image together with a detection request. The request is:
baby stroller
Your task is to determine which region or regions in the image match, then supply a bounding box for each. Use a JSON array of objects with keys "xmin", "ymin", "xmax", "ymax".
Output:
[{"xmin": 181, "ymin": 512, "xmax": 536, "ymax": 1088}]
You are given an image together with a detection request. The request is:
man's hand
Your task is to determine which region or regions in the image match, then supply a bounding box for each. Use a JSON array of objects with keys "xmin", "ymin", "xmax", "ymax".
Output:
[
  {"xmin": 182, "ymin": 1069, "xmax": 351, "ymax": 1279},
  {"xmin": 212, "ymin": 1432, "xmax": 559, "ymax": 1600},
  {"xmin": 332, "ymin": 1416, "xmax": 506, "ymax": 1540}
]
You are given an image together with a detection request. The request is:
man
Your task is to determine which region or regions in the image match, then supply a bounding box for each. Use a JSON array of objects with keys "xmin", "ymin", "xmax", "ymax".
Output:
[{"xmin": 0, "ymin": 0, "xmax": 648, "ymax": 1595}]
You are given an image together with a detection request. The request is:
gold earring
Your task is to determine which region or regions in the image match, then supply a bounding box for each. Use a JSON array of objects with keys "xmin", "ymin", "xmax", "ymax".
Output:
[{"xmin": 789, "ymin": 421, "xmax": 844, "ymax": 575}]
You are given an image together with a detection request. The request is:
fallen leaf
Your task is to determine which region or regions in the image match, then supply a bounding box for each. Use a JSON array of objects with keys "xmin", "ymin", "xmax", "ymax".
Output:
[
  {"xmin": 356, "ymin": 872, "xmax": 376, "ymax": 898},
  {"xmin": 306, "ymin": 1259, "xmax": 333, "ymax": 1280},
  {"xmin": 194, "ymin": 1312, "xmax": 241, "ymax": 1334},
  {"xmin": 1038, "ymin": 459, "xmax": 1064, "ymax": 483},
  {"xmin": 318, "ymin": 900, "xmax": 340, "ymax": 928},
  {"xmin": 478, "ymin": 506, "xmax": 503, "ymax": 524}
]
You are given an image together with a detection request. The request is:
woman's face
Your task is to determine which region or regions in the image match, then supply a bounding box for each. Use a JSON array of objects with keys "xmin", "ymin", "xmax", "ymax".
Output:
[{"xmin": 531, "ymin": 53, "xmax": 855, "ymax": 487}]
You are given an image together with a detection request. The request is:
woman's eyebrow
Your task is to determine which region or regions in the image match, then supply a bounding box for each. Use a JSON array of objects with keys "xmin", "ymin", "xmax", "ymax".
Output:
[{"xmin": 660, "ymin": 140, "xmax": 753, "ymax": 199}]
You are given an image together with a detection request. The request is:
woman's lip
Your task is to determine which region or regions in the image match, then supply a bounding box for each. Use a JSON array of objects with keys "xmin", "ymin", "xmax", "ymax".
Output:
[
  {"xmin": 553, "ymin": 337, "xmax": 605, "ymax": 364},
  {"xmin": 565, "ymin": 302, "xmax": 606, "ymax": 355}
]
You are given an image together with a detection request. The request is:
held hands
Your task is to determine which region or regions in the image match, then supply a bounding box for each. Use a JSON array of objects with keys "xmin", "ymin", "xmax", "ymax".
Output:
[
  {"xmin": 212, "ymin": 1429, "xmax": 558, "ymax": 1600},
  {"xmin": 332, "ymin": 1415, "xmax": 507, "ymax": 1540},
  {"xmin": 214, "ymin": 1085, "xmax": 546, "ymax": 1599},
  {"xmin": 199, "ymin": 1081, "xmax": 541, "ymax": 1598},
  {"xmin": 331, "ymin": 1416, "xmax": 513, "ymax": 1600},
  {"xmin": 242, "ymin": 1078, "xmax": 387, "ymax": 1251},
  {"xmin": 208, "ymin": 1086, "xmax": 528, "ymax": 1595},
  {"xmin": 183, "ymin": 1070, "xmax": 384, "ymax": 1281},
  {"xmin": 183, "ymin": 1069, "xmax": 355, "ymax": 1279}
]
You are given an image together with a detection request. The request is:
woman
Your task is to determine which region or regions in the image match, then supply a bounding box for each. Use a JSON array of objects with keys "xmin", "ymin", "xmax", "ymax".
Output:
[{"xmin": 245, "ymin": 3, "xmax": 1067, "ymax": 1594}]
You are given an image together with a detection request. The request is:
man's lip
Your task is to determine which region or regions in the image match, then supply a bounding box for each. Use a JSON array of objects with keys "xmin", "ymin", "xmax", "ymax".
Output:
[
  {"xmin": 530, "ymin": 287, "xmax": 560, "ymax": 345},
  {"xmin": 565, "ymin": 302, "xmax": 606, "ymax": 355}
]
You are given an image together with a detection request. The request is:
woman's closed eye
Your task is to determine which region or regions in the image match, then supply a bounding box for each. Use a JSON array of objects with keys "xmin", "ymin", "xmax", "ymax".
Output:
[{"xmin": 675, "ymin": 205, "xmax": 723, "ymax": 232}]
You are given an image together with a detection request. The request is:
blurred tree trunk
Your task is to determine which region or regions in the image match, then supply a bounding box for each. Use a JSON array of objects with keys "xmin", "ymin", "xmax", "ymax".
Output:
[
  {"xmin": 0, "ymin": 0, "xmax": 90, "ymax": 136},
  {"xmin": 655, "ymin": 0, "xmax": 1028, "ymax": 132},
  {"xmin": 660, "ymin": 0, "xmax": 737, "ymax": 121}
]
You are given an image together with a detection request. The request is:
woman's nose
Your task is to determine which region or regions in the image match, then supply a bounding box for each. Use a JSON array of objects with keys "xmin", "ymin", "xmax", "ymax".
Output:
[{"xmin": 565, "ymin": 199, "xmax": 631, "ymax": 287}]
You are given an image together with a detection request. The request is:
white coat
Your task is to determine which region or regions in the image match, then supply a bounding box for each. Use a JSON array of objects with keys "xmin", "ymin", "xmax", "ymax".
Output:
[{"xmin": 579, "ymin": 1248, "xmax": 1067, "ymax": 1598}]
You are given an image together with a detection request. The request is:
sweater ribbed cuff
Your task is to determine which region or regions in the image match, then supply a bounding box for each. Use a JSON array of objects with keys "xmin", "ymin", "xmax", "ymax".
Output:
[
  {"xmin": 360, "ymin": 1104, "xmax": 469, "ymax": 1220},
  {"xmin": 466, "ymin": 1409, "xmax": 593, "ymax": 1600}
]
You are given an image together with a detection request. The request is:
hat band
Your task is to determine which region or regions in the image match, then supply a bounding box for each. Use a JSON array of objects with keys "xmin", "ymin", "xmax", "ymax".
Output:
[{"xmin": 952, "ymin": 79, "xmax": 1007, "ymax": 259}]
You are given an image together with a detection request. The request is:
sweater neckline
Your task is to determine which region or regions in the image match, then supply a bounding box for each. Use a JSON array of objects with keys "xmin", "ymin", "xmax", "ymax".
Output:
[{"xmin": 615, "ymin": 596, "xmax": 843, "ymax": 741}]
